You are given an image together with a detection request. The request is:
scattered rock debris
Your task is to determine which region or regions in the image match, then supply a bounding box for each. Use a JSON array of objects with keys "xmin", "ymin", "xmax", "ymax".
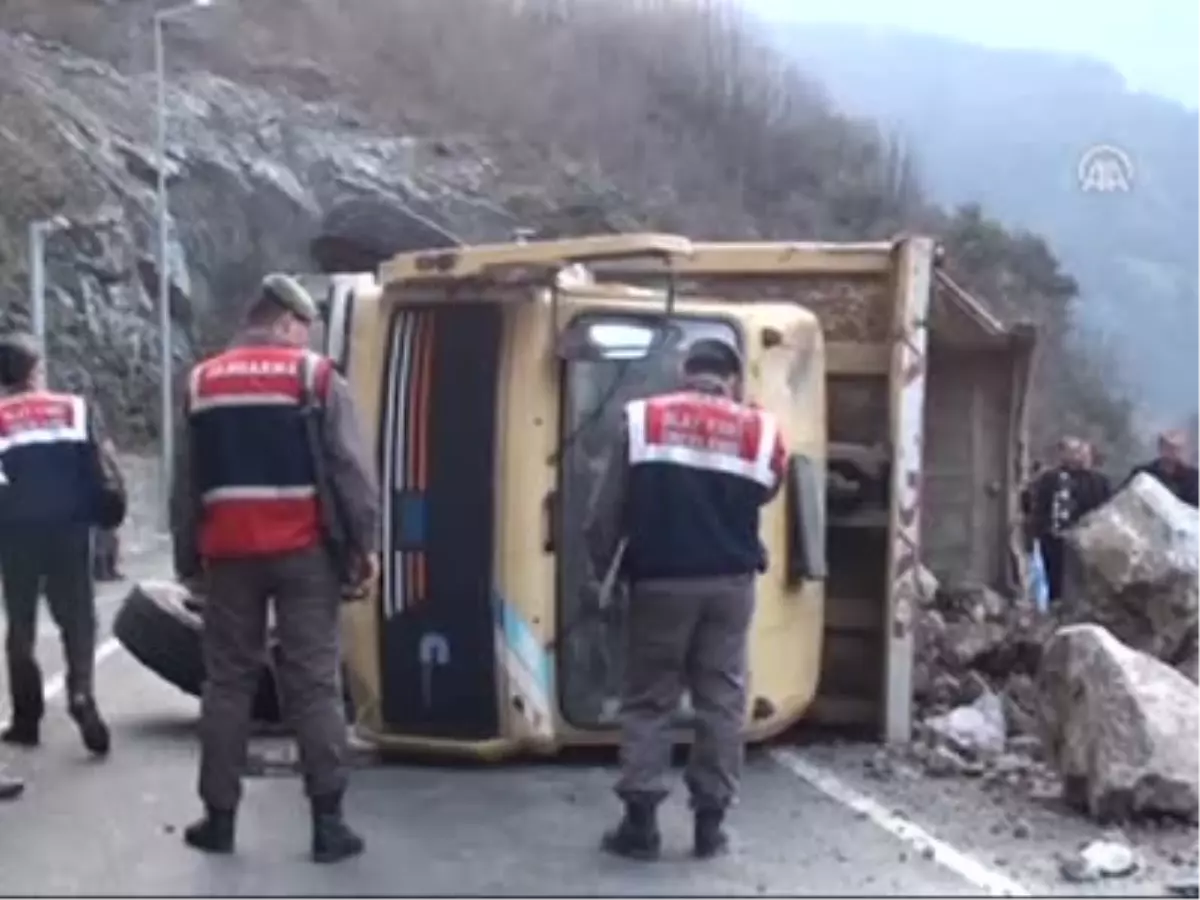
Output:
[
  {"xmin": 903, "ymin": 572, "xmax": 1062, "ymax": 795},
  {"xmin": 1058, "ymin": 838, "xmax": 1140, "ymax": 883},
  {"xmin": 908, "ymin": 477, "xmax": 1200, "ymax": 837},
  {"xmin": 887, "ymin": 488, "xmax": 1197, "ymax": 888},
  {"xmin": 924, "ymin": 689, "xmax": 1007, "ymax": 758}
]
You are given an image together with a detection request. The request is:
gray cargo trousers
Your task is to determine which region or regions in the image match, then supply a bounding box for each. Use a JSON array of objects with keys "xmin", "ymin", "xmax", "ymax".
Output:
[
  {"xmin": 615, "ymin": 573, "xmax": 755, "ymax": 811},
  {"xmin": 198, "ymin": 548, "xmax": 347, "ymax": 811}
]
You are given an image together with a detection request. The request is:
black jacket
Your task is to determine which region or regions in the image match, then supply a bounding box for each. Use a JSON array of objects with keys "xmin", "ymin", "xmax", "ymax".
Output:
[
  {"xmin": 1028, "ymin": 465, "xmax": 1112, "ymax": 539},
  {"xmin": 1125, "ymin": 459, "xmax": 1199, "ymax": 507}
]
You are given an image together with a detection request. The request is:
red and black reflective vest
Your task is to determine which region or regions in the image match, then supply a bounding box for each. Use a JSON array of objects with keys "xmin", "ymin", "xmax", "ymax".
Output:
[
  {"xmin": 623, "ymin": 390, "xmax": 786, "ymax": 581},
  {"xmin": 0, "ymin": 390, "xmax": 102, "ymax": 527},
  {"xmin": 187, "ymin": 344, "xmax": 333, "ymax": 560}
]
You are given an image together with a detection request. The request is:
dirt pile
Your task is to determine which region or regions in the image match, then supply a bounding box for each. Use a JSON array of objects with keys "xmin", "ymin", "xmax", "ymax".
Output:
[
  {"xmin": 881, "ymin": 574, "xmax": 1064, "ymax": 794},
  {"xmin": 901, "ymin": 476, "xmax": 1200, "ymax": 827},
  {"xmin": 912, "ymin": 578, "xmax": 1052, "ymax": 740}
]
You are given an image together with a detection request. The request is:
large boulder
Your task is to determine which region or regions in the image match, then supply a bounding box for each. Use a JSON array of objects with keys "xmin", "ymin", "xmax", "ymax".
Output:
[
  {"xmin": 1037, "ymin": 623, "xmax": 1199, "ymax": 822},
  {"xmin": 1064, "ymin": 474, "xmax": 1198, "ymax": 667}
]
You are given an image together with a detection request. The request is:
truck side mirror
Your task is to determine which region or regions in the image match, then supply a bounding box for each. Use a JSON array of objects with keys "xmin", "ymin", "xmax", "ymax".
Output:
[{"xmin": 785, "ymin": 454, "xmax": 827, "ymax": 584}]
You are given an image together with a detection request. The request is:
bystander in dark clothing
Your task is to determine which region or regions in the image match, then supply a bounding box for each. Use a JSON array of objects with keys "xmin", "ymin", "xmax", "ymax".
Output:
[
  {"xmin": 1124, "ymin": 430, "xmax": 1198, "ymax": 507},
  {"xmin": 1028, "ymin": 438, "xmax": 1111, "ymax": 603},
  {"xmin": 92, "ymin": 440, "xmax": 125, "ymax": 581},
  {"xmin": 92, "ymin": 527, "xmax": 122, "ymax": 581},
  {"xmin": 1019, "ymin": 461, "xmax": 1044, "ymax": 552},
  {"xmin": 1128, "ymin": 458, "xmax": 1198, "ymax": 506}
]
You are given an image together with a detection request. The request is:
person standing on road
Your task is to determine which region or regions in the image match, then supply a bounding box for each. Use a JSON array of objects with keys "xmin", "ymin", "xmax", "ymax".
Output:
[
  {"xmin": 585, "ymin": 337, "xmax": 786, "ymax": 862},
  {"xmin": 0, "ymin": 334, "xmax": 123, "ymax": 757},
  {"xmin": 1124, "ymin": 429, "xmax": 1198, "ymax": 507},
  {"xmin": 1027, "ymin": 436, "xmax": 1112, "ymax": 604},
  {"xmin": 92, "ymin": 438, "xmax": 125, "ymax": 582},
  {"xmin": 172, "ymin": 274, "xmax": 381, "ymax": 864}
]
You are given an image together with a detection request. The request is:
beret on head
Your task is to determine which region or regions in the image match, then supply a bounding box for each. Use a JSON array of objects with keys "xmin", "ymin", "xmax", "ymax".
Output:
[{"xmin": 261, "ymin": 273, "xmax": 318, "ymax": 324}]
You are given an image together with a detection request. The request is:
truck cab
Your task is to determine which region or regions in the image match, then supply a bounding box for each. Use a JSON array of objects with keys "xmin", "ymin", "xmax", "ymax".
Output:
[{"xmin": 310, "ymin": 233, "xmax": 935, "ymax": 757}]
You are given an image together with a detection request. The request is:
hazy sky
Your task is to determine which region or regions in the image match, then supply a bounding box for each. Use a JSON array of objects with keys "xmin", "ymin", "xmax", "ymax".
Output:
[{"xmin": 742, "ymin": 0, "xmax": 1199, "ymax": 108}]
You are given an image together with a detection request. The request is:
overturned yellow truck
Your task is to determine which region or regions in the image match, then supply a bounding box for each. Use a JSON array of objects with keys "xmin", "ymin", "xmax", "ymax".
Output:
[
  {"xmin": 314, "ymin": 233, "xmax": 944, "ymax": 759},
  {"xmin": 118, "ymin": 230, "xmax": 1032, "ymax": 757}
]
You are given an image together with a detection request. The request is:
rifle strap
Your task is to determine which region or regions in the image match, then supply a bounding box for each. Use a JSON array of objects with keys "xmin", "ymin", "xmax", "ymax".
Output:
[{"xmin": 297, "ymin": 352, "xmax": 329, "ymax": 487}]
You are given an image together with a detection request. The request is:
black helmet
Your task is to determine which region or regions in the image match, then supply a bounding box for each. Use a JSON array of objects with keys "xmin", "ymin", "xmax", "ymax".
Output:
[
  {"xmin": 0, "ymin": 333, "xmax": 41, "ymax": 389},
  {"xmin": 683, "ymin": 337, "xmax": 742, "ymax": 377}
]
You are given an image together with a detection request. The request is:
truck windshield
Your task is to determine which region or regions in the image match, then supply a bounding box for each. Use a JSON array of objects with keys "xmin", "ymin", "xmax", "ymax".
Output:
[{"xmin": 556, "ymin": 314, "xmax": 740, "ymax": 728}]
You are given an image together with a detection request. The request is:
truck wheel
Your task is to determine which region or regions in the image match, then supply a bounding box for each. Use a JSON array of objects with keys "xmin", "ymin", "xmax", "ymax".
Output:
[{"xmin": 112, "ymin": 581, "xmax": 283, "ymax": 723}]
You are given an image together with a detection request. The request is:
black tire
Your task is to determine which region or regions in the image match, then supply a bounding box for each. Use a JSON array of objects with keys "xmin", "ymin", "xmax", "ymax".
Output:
[
  {"xmin": 309, "ymin": 196, "xmax": 461, "ymax": 273},
  {"xmin": 112, "ymin": 581, "xmax": 282, "ymax": 723}
]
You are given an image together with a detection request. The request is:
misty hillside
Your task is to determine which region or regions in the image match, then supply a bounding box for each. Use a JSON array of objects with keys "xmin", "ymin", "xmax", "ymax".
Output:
[
  {"xmin": 0, "ymin": 0, "xmax": 1142, "ymax": 459},
  {"xmin": 767, "ymin": 22, "xmax": 1199, "ymax": 425}
]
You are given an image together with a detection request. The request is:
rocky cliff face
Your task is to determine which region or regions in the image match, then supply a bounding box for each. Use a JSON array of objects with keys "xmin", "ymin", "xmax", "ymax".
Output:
[{"xmin": 0, "ymin": 30, "xmax": 593, "ymax": 443}]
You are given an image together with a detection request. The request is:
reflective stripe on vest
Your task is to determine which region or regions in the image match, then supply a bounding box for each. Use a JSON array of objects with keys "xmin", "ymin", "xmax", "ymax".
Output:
[
  {"xmin": 626, "ymin": 392, "xmax": 780, "ymax": 490},
  {"xmin": 0, "ymin": 392, "xmax": 87, "ymax": 453},
  {"xmin": 0, "ymin": 392, "xmax": 88, "ymax": 488},
  {"xmin": 188, "ymin": 348, "xmax": 321, "ymax": 415},
  {"xmin": 188, "ymin": 345, "xmax": 327, "ymax": 558}
]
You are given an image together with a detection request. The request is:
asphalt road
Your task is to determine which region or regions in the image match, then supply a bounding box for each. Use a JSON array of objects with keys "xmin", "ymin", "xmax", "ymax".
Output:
[{"xmin": 0, "ymin": 548, "xmax": 1190, "ymax": 896}]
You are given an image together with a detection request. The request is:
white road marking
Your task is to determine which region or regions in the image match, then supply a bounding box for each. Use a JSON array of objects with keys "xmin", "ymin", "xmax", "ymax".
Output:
[
  {"xmin": 770, "ymin": 748, "xmax": 1033, "ymax": 897},
  {"xmin": 0, "ymin": 638, "xmax": 125, "ymax": 722},
  {"xmin": 0, "ymin": 572, "xmax": 1031, "ymax": 900},
  {"xmin": 0, "ymin": 575, "xmax": 134, "ymax": 715}
]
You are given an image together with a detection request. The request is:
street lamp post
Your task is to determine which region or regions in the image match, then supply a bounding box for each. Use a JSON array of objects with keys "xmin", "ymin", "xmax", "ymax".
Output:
[
  {"xmin": 27, "ymin": 215, "xmax": 71, "ymax": 378},
  {"xmin": 154, "ymin": 0, "xmax": 214, "ymax": 527}
]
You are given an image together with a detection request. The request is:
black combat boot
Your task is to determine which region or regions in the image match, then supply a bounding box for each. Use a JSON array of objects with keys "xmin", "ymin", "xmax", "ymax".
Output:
[
  {"xmin": 601, "ymin": 799, "xmax": 662, "ymax": 862},
  {"xmin": 4, "ymin": 662, "xmax": 43, "ymax": 747},
  {"xmin": 183, "ymin": 806, "xmax": 237, "ymax": 854},
  {"xmin": 67, "ymin": 695, "xmax": 110, "ymax": 757},
  {"xmin": 0, "ymin": 718, "xmax": 40, "ymax": 748},
  {"xmin": 0, "ymin": 772, "xmax": 23, "ymax": 801},
  {"xmin": 311, "ymin": 792, "xmax": 365, "ymax": 864},
  {"xmin": 693, "ymin": 808, "xmax": 730, "ymax": 859}
]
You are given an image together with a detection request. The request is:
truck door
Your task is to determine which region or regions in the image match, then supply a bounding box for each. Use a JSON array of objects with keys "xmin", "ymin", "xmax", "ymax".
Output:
[
  {"xmin": 554, "ymin": 311, "xmax": 744, "ymax": 729},
  {"xmin": 376, "ymin": 300, "xmax": 504, "ymax": 740}
]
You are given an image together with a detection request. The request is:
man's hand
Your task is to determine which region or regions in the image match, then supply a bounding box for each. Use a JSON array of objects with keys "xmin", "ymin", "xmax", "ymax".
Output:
[
  {"xmin": 342, "ymin": 552, "xmax": 380, "ymax": 600},
  {"xmin": 357, "ymin": 553, "xmax": 381, "ymax": 590}
]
